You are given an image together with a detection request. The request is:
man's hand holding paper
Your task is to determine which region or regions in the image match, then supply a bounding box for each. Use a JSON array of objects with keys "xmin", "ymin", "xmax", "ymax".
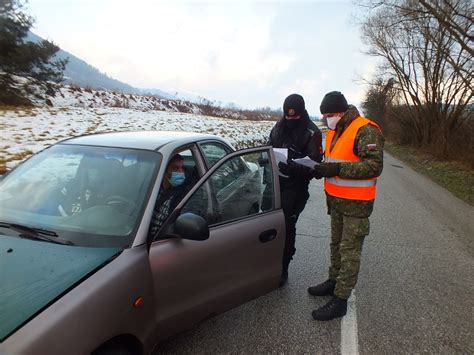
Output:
[{"xmin": 273, "ymin": 148, "xmax": 320, "ymax": 178}]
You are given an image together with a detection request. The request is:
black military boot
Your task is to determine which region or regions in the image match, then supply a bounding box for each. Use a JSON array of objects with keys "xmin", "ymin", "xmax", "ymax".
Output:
[
  {"xmin": 279, "ymin": 261, "xmax": 290, "ymax": 287},
  {"xmin": 311, "ymin": 296, "xmax": 347, "ymax": 321},
  {"xmin": 307, "ymin": 279, "xmax": 336, "ymax": 296},
  {"xmin": 279, "ymin": 269, "xmax": 288, "ymax": 287}
]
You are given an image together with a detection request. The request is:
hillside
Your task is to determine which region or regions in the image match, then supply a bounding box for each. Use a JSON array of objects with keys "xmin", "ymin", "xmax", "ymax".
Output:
[
  {"xmin": 26, "ymin": 32, "xmax": 210, "ymax": 102},
  {"xmin": 38, "ymin": 84, "xmax": 278, "ymax": 122},
  {"xmin": 26, "ymin": 32, "xmax": 146, "ymax": 95}
]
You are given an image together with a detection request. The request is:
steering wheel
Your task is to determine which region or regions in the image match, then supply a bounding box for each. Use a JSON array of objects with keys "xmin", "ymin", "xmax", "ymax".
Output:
[
  {"xmin": 56, "ymin": 186, "xmax": 85, "ymax": 217},
  {"xmin": 105, "ymin": 195, "xmax": 137, "ymax": 215}
]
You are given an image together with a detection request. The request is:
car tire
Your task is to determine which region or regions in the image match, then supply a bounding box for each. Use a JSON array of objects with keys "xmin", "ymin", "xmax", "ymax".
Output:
[{"xmin": 92, "ymin": 339, "xmax": 141, "ymax": 355}]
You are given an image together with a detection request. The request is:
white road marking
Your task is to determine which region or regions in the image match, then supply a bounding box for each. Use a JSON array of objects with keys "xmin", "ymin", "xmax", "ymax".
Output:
[{"xmin": 341, "ymin": 291, "xmax": 359, "ymax": 355}]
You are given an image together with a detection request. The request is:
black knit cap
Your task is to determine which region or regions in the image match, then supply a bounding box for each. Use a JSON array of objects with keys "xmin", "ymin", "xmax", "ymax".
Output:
[
  {"xmin": 283, "ymin": 93, "xmax": 305, "ymax": 117},
  {"xmin": 320, "ymin": 91, "xmax": 348, "ymax": 114}
]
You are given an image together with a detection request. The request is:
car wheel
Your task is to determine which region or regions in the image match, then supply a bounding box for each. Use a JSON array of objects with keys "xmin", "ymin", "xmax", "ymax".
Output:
[{"xmin": 92, "ymin": 339, "xmax": 141, "ymax": 355}]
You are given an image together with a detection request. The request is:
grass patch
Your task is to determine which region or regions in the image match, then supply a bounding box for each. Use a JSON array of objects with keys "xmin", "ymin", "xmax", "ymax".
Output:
[
  {"xmin": 0, "ymin": 157, "xmax": 6, "ymax": 174},
  {"xmin": 0, "ymin": 105, "xmax": 37, "ymax": 117},
  {"xmin": 385, "ymin": 141, "xmax": 474, "ymax": 206},
  {"xmin": 0, "ymin": 104, "xmax": 30, "ymax": 112},
  {"xmin": 0, "ymin": 150, "xmax": 34, "ymax": 174}
]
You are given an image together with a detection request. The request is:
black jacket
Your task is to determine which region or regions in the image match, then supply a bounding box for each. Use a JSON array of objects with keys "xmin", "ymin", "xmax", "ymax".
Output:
[
  {"xmin": 269, "ymin": 110, "xmax": 322, "ymax": 161},
  {"xmin": 268, "ymin": 110, "xmax": 323, "ymax": 185}
]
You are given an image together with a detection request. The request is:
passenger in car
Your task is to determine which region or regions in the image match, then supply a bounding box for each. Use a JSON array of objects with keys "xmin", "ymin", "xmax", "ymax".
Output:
[
  {"xmin": 148, "ymin": 154, "xmax": 193, "ymax": 238},
  {"xmin": 268, "ymin": 93, "xmax": 323, "ymax": 286}
]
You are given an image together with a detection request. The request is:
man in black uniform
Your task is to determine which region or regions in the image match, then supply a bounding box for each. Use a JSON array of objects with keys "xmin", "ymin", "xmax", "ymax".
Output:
[{"xmin": 268, "ymin": 93, "xmax": 323, "ymax": 286}]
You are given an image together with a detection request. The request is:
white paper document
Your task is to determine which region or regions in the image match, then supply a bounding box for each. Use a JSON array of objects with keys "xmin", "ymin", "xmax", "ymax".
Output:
[
  {"xmin": 272, "ymin": 148, "xmax": 289, "ymax": 177},
  {"xmin": 273, "ymin": 148, "xmax": 288, "ymax": 164},
  {"xmin": 272, "ymin": 148, "xmax": 319, "ymax": 176},
  {"xmin": 293, "ymin": 157, "xmax": 319, "ymax": 169}
]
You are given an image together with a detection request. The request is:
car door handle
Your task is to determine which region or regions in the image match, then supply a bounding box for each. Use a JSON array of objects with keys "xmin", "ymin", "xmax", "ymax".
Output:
[{"xmin": 259, "ymin": 229, "xmax": 277, "ymax": 243}]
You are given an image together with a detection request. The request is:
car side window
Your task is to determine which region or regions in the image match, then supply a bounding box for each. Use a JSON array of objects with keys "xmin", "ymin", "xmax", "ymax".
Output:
[
  {"xmin": 178, "ymin": 149, "xmax": 200, "ymax": 184},
  {"xmin": 180, "ymin": 149, "xmax": 275, "ymax": 225},
  {"xmin": 211, "ymin": 156, "xmax": 247, "ymax": 192},
  {"xmin": 199, "ymin": 142, "xmax": 230, "ymax": 168}
]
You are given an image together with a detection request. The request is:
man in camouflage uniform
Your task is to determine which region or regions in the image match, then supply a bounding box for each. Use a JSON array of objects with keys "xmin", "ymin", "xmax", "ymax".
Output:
[{"xmin": 308, "ymin": 91, "xmax": 384, "ymax": 321}]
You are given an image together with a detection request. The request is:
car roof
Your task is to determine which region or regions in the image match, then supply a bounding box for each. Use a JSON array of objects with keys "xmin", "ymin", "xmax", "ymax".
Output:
[{"xmin": 59, "ymin": 131, "xmax": 230, "ymax": 151}]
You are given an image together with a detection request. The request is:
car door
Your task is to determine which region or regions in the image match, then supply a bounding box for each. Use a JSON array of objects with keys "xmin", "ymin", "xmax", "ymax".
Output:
[{"xmin": 148, "ymin": 146, "xmax": 284, "ymax": 340}]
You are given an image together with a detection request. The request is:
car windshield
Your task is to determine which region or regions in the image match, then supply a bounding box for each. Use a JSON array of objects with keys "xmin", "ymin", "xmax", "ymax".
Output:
[{"xmin": 0, "ymin": 144, "xmax": 160, "ymax": 248}]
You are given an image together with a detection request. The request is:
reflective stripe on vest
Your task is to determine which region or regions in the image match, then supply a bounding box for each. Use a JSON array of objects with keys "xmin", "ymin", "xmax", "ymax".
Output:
[
  {"xmin": 324, "ymin": 116, "xmax": 380, "ymax": 201},
  {"xmin": 327, "ymin": 177, "xmax": 376, "ymax": 187}
]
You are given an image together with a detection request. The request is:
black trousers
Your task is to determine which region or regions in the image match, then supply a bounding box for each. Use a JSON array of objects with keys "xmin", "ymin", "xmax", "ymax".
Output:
[{"xmin": 280, "ymin": 179, "xmax": 310, "ymax": 271}]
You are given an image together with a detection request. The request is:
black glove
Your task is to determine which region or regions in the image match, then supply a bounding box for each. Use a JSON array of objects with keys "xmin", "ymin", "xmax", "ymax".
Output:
[
  {"xmin": 312, "ymin": 162, "xmax": 341, "ymax": 179},
  {"xmin": 278, "ymin": 160, "xmax": 313, "ymax": 178},
  {"xmin": 278, "ymin": 161, "xmax": 292, "ymax": 176},
  {"xmin": 287, "ymin": 146, "xmax": 303, "ymax": 160}
]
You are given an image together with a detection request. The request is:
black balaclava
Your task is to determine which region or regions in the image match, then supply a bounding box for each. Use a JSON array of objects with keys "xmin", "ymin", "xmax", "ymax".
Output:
[{"xmin": 283, "ymin": 94, "xmax": 305, "ymax": 129}]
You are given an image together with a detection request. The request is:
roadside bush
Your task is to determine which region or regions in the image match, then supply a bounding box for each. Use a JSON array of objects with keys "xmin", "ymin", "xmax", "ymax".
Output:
[
  {"xmin": 384, "ymin": 106, "xmax": 474, "ymax": 168},
  {"xmin": 455, "ymin": 116, "xmax": 474, "ymax": 168}
]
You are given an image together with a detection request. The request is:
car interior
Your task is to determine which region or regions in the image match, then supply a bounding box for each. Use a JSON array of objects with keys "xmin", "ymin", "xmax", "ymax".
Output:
[{"xmin": 57, "ymin": 155, "xmax": 142, "ymax": 216}]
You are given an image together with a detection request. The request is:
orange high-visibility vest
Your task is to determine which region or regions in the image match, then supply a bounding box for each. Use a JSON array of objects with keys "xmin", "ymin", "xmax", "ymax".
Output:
[{"xmin": 324, "ymin": 116, "xmax": 381, "ymax": 201}]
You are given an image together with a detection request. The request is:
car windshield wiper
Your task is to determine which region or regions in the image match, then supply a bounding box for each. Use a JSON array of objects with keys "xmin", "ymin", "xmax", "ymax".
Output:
[{"xmin": 0, "ymin": 222, "xmax": 74, "ymax": 245}]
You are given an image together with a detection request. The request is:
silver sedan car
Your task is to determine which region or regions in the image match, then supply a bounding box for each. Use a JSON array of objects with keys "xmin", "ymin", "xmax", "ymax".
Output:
[{"xmin": 0, "ymin": 131, "xmax": 285, "ymax": 354}]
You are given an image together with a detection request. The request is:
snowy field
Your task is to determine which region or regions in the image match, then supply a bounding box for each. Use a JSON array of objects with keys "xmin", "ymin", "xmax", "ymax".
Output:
[{"xmin": 0, "ymin": 106, "xmax": 275, "ymax": 172}]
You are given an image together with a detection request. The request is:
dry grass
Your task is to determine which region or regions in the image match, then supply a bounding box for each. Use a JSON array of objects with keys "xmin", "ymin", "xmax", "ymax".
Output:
[
  {"xmin": 385, "ymin": 141, "xmax": 474, "ymax": 206},
  {"xmin": 0, "ymin": 149, "xmax": 34, "ymax": 174}
]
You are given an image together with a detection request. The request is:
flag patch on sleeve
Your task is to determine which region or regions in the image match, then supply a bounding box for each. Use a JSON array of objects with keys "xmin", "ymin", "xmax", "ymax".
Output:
[{"xmin": 367, "ymin": 144, "xmax": 377, "ymax": 151}]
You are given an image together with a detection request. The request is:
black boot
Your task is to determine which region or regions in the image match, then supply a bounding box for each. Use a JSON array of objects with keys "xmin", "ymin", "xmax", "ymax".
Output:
[
  {"xmin": 279, "ymin": 269, "xmax": 288, "ymax": 287},
  {"xmin": 279, "ymin": 258, "xmax": 291, "ymax": 287},
  {"xmin": 307, "ymin": 279, "xmax": 336, "ymax": 296},
  {"xmin": 279, "ymin": 262, "xmax": 290, "ymax": 287},
  {"xmin": 311, "ymin": 296, "xmax": 347, "ymax": 321}
]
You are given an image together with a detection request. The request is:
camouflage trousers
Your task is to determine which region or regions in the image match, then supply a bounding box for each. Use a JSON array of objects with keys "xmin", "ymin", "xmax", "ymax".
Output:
[{"xmin": 329, "ymin": 208, "xmax": 370, "ymax": 299}]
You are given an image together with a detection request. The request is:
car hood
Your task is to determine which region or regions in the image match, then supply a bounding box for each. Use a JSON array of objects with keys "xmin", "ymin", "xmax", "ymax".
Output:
[{"xmin": 0, "ymin": 236, "xmax": 122, "ymax": 342}]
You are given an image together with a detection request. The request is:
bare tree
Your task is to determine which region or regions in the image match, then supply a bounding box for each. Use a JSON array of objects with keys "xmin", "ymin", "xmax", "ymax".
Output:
[
  {"xmin": 358, "ymin": 0, "xmax": 473, "ymax": 55},
  {"xmin": 358, "ymin": 0, "xmax": 473, "ymax": 155},
  {"xmin": 361, "ymin": 77, "xmax": 395, "ymax": 131},
  {"xmin": 418, "ymin": 0, "xmax": 473, "ymax": 57}
]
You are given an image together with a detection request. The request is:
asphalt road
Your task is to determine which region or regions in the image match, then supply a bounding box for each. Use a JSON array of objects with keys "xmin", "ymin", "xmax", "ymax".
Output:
[{"xmin": 154, "ymin": 153, "xmax": 474, "ymax": 354}]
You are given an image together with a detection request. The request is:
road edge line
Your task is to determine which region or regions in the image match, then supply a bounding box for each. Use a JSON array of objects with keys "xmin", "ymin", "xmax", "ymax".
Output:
[{"xmin": 341, "ymin": 291, "xmax": 359, "ymax": 355}]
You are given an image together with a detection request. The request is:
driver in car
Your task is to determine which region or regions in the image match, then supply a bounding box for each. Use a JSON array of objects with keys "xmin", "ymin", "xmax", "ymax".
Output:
[{"xmin": 148, "ymin": 154, "xmax": 190, "ymax": 237}]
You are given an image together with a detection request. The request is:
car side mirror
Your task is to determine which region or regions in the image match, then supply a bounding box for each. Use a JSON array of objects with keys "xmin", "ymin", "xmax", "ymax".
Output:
[{"xmin": 174, "ymin": 212, "xmax": 209, "ymax": 241}]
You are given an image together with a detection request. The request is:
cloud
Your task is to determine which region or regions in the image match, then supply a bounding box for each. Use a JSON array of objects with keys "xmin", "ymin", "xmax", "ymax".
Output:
[{"xmin": 29, "ymin": 0, "xmax": 377, "ymax": 111}]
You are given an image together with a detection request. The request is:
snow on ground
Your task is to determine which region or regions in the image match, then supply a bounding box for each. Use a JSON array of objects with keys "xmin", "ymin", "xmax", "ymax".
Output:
[
  {"xmin": 48, "ymin": 85, "xmax": 199, "ymax": 114},
  {"xmin": 0, "ymin": 106, "xmax": 275, "ymax": 172}
]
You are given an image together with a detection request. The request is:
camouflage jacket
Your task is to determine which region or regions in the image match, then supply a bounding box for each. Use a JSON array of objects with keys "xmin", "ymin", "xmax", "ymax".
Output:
[{"xmin": 326, "ymin": 106, "xmax": 385, "ymax": 218}]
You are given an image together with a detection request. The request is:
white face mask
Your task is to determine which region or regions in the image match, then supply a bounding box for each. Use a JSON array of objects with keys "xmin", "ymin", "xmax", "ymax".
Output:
[{"xmin": 326, "ymin": 116, "xmax": 341, "ymax": 130}]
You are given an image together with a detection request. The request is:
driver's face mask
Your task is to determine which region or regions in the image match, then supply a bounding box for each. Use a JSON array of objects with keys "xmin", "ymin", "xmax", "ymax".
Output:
[{"xmin": 169, "ymin": 171, "xmax": 185, "ymax": 187}]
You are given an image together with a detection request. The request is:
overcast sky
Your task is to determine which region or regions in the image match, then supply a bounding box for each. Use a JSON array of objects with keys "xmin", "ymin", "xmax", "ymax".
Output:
[{"xmin": 28, "ymin": 0, "xmax": 377, "ymax": 114}]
